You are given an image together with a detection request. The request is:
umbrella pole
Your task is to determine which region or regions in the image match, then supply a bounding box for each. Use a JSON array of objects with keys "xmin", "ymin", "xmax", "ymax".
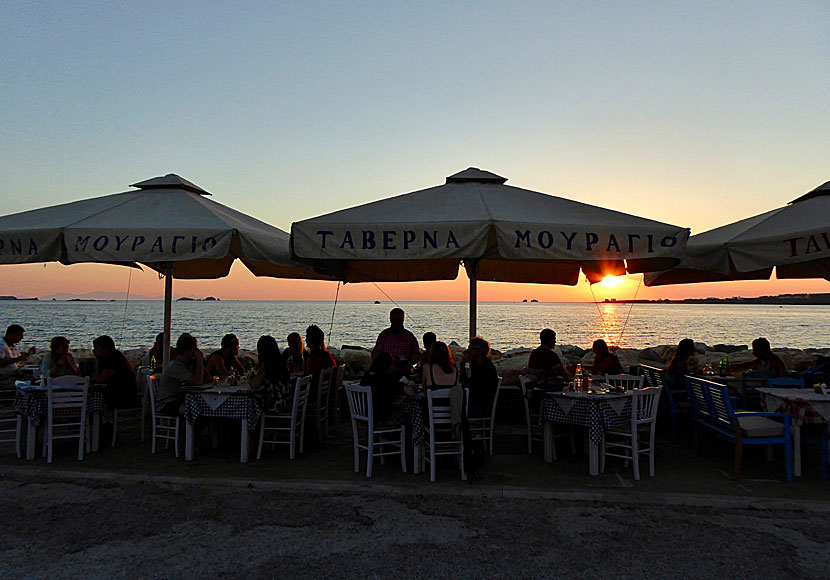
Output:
[
  {"xmin": 469, "ymin": 267, "xmax": 477, "ymax": 340},
  {"xmin": 163, "ymin": 263, "xmax": 173, "ymax": 369}
]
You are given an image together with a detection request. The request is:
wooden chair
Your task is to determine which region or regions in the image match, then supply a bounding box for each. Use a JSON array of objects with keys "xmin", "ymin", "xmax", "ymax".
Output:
[
  {"xmin": 467, "ymin": 377, "xmax": 501, "ymax": 455},
  {"xmin": 600, "ymin": 386, "xmax": 662, "ymax": 480},
  {"xmin": 258, "ymin": 376, "xmax": 312, "ymax": 460},
  {"xmin": 421, "ymin": 387, "xmax": 468, "ymax": 482},
  {"xmin": 146, "ymin": 374, "xmax": 180, "ymax": 457},
  {"xmin": 344, "ymin": 383, "xmax": 406, "ymax": 477},
  {"xmin": 44, "ymin": 376, "xmax": 90, "ymax": 463}
]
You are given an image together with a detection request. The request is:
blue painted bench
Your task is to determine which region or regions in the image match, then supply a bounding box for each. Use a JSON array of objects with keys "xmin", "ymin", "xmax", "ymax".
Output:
[
  {"xmin": 641, "ymin": 364, "xmax": 688, "ymax": 439},
  {"xmin": 685, "ymin": 376, "xmax": 793, "ymax": 482}
]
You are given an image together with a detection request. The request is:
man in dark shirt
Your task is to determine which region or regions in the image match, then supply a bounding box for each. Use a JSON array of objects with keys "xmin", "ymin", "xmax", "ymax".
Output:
[{"xmin": 527, "ymin": 328, "xmax": 572, "ymax": 384}]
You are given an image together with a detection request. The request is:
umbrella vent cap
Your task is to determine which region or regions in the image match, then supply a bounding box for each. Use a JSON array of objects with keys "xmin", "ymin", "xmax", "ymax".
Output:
[
  {"xmin": 789, "ymin": 180, "xmax": 830, "ymax": 204},
  {"xmin": 129, "ymin": 174, "xmax": 211, "ymax": 195},
  {"xmin": 446, "ymin": 167, "xmax": 507, "ymax": 184}
]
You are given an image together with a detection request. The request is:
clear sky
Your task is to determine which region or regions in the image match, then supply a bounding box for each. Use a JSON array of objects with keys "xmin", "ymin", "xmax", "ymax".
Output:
[{"xmin": 2, "ymin": 1, "xmax": 828, "ymax": 302}]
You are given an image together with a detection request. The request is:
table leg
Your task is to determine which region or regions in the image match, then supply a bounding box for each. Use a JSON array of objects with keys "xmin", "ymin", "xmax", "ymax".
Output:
[
  {"xmin": 91, "ymin": 411, "xmax": 100, "ymax": 452},
  {"xmin": 240, "ymin": 419, "xmax": 249, "ymax": 463},
  {"xmin": 793, "ymin": 423, "xmax": 802, "ymax": 477},
  {"xmin": 185, "ymin": 421, "xmax": 195, "ymax": 461},
  {"xmin": 26, "ymin": 417, "xmax": 36, "ymax": 460},
  {"xmin": 543, "ymin": 422, "xmax": 554, "ymax": 463},
  {"xmin": 588, "ymin": 438, "xmax": 600, "ymax": 476}
]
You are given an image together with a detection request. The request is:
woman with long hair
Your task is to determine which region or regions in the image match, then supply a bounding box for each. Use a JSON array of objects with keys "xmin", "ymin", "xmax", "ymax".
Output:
[
  {"xmin": 251, "ymin": 335, "xmax": 292, "ymax": 412},
  {"xmin": 282, "ymin": 332, "xmax": 308, "ymax": 374},
  {"xmin": 422, "ymin": 341, "xmax": 458, "ymax": 388},
  {"xmin": 91, "ymin": 335, "xmax": 138, "ymax": 409},
  {"xmin": 667, "ymin": 338, "xmax": 698, "ymax": 389},
  {"xmin": 589, "ymin": 339, "xmax": 624, "ymax": 376}
]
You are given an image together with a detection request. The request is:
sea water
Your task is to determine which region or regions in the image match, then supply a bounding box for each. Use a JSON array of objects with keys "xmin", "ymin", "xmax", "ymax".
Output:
[{"xmin": 0, "ymin": 300, "xmax": 828, "ymax": 353}]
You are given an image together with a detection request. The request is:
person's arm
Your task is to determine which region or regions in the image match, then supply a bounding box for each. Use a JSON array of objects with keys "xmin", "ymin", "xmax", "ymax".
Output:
[
  {"xmin": 409, "ymin": 334, "xmax": 421, "ymax": 364},
  {"xmin": 371, "ymin": 331, "xmax": 385, "ymax": 360},
  {"xmin": 207, "ymin": 353, "xmax": 230, "ymax": 379},
  {"xmin": 729, "ymin": 358, "xmax": 757, "ymax": 373},
  {"xmin": 61, "ymin": 353, "xmax": 79, "ymax": 376},
  {"xmin": 184, "ymin": 351, "xmax": 206, "ymax": 385},
  {"xmin": 250, "ymin": 364, "xmax": 266, "ymax": 389},
  {"xmin": 231, "ymin": 356, "xmax": 246, "ymax": 375},
  {"xmin": 0, "ymin": 347, "xmax": 33, "ymax": 368}
]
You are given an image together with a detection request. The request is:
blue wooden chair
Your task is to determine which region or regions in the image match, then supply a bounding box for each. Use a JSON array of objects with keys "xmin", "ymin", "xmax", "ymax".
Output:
[
  {"xmin": 641, "ymin": 364, "xmax": 686, "ymax": 439},
  {"xmin": 765, "ymin": 377, "xmax": 804, "ymax": 389},
  {"xmin": 740, "ymin": 371, "xmax": 773, "ymax": 410}
]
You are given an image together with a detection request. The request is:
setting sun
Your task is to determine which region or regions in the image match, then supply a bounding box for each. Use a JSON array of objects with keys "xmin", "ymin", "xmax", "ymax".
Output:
[{"xmin": 597, "ymin": 275, "xmax": 624, "ymax": 289}]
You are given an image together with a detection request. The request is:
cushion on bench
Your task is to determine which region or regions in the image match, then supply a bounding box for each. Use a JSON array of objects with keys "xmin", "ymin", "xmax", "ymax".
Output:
[{"xmin": 737, "ymin": 415, "xmax": 784, "ymax": 438}]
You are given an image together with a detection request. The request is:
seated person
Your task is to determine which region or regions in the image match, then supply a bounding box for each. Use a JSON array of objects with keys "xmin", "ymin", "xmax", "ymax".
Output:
[
  {"xmin": 666, "ymin": 338, "xmax": 698, "ymax": 389},
  {"xmin": 251, "ymin": 335, "xmax": 292, "ymax": 413},
  {"xmin": 282, "ymin": 332, "xmax": 308, "ymax": 375},
  {"xmin": 371, "ymin": 308, "xmax": 421, "ymax": 373},
  {"xmin": 304, "ymin": 324, "xmax": 337, "ymax": 394},
  {"xmin": 460, "ymin": 336, "xmax": 498, "ymax": 418},
  {"xmin": 40, "ymin": 336, "xmax": 79, "ymax": 379},
  {"xmin": 526, "ymin": 328, "xmax": 572, "ymax": 386},
  {"xmin": 205, "ymin": 333, "xmax": 246, "ymax": 379},
  {"xmin": 90, "ymin": 335, "xmax": 138, "ymax": 409},
  {"xmin": 361, "ymin": 352, "xmax": 410, "ymax": 424},
  {"xmin": 422, "ymin": 341, "xmax": 458, "ymax": 388},
  {"xmin": 158, "ymin": 333, "xmax": 206, "ymax": 416},
  {"xmin": 589, "ymin": 339, "xmax": 624, "ymax": 376},
  {"xmin": 420, "ymin": 332, "xmax": 437, "ymax": 366},
  {"xmin": 0, "ymin": 324, "xmax": 36, "ymax": 383},
  {"xmin": 730, "ymin": 337, "xmax": 787, "ymax": 378},
  {"xmin": 148, "ymin": 332, "xmax": 177, "ymax": 370}
]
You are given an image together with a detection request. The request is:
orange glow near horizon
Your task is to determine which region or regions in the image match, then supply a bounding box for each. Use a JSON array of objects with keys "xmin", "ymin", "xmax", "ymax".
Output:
[{"xmin": 2, "ymin": 262, "xmax": 828, "ymax": 303}]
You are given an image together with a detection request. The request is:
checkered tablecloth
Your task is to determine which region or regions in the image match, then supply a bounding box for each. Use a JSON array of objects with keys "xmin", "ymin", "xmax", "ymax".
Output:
[
  {"xmin": 541, "ymin": 392, "xmax": 632, "ymax": 445},
  {"xmin": 184, "ymin": 392, "xmax": 262, "ymax": 432},
  {"xmin": 14, "ymin": 385, "xmax": 108, "ymax": 427},
  {"xmin": 758, "ymin": 388, "xmax": 830, "ymax": 426},
  {"xmin": 399, "ymin": 396, "xmax": 427, "ymax": 445}
]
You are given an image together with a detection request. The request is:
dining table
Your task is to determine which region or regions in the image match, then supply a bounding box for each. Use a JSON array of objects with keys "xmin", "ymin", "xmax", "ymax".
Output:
[
  {"xmin": 541, "ymin": 387, "xmax": 633, "ymax": 476},
  {"xmin": 182, "ymin": 380, "xmax": 262, "ymax": 463},
  {"xmin": 757, "ymin": 387, "xmax": 830, "ymax": 477},
  {"xmin": 13, "ymin": 380, "xmax": 108, "ymax": 460}
]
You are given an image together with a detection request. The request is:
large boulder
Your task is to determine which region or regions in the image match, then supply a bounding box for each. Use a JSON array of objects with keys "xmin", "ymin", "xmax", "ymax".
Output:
[
  {"xmin": 334, "ymin": 347, "xmax": 373, "ymax": 378},
  {"xmin": 494, "ymin": 353, "xmax": 530, "ymax": 386}
]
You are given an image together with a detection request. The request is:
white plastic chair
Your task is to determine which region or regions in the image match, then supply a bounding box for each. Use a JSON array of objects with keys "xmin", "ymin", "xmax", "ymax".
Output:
[
  {"xmin": 467, "ymin": 377, "xmax": 501, "ymax": 455},
  {"xmin": 601, "ymin": 386, "xmax": 662, "ymax": 480},
  {"xmin": 146, "ymin": 374, "xmax": 180, "ymax": 457},
  {"xmin": 44, "ymin": 376, "xmax": 90, "ymax": 463},
  {"xmin": 605, "ymin": 374, "xmax": 645, "ymax": 390},
  {"xmin": 421, "ymin": 387, "xmax": 468, "ymax": 482},
  {"xmin": 344, "ymin": 383, "xmax": 406, "ymax": 477},
  {"xmin": 328, "ymin": 365, "xmax": 345, "ymax": 435},
  {"xmin": 258, "ymin": 375, "xmax": 311, "ymax": 460},
  {"xmin": 519, "ymin": 374, "xmax": 575, "ymax": 458}
]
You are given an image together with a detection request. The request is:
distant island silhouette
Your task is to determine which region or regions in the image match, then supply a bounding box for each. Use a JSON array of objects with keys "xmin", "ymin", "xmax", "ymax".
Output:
[{"xmin": 601, "ymin": 292, "xmax": 830, "ymax": 305}]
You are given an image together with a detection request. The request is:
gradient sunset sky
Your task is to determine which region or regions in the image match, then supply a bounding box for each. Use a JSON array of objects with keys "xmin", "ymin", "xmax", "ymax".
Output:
[{"xmin": 2, "ymin": 2, "xmax": 828, "ymax": 303}]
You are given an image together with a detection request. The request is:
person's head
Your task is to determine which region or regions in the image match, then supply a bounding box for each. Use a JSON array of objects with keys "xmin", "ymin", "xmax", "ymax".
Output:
[
  {"xmin": 221, "ymin": 333, "xmax": 239, "ymax": 355},
  {"xmin": 389, "ymin": 308, "xmax": 405, "ymax": 330},
  {"xmin": 422, "ymin": 332, "xmax": 436, "ymax": 351},
  {"xmin": 287, "ymin": 332, "xmax": 305, "ymax": 354},
  {"xmin": 369, "ymin": 352, "xmax": 394, "ymax": 374},
  {"xmin": 175, "ymin": 333, "xmax": 198, "ymax": 357},
  {"xmin": 153, "ymin": 333, "xmax": 164, "ymax": 348},
  {"xmin": 466, "ymin": 336, "xmax": 491, "ymax": 362},
  {"xmin": 92, "ymin": 335, "xmax": 116, "ymax": 358},
  {"xmin": 305, "ymin": 325, "xmax": 325, "ymax": 350},
  {"xmin": 592, "ymin": 339, "xmax": 610, "ymax": 357},
  {"xmin": 4, "ymin": 324, "xmax": 24, "ymax": 344},
  {"xmin": 50, "ymin": 336, "xmax": 70, "ymax": 356},
  {"xmin": 752, "ymin": 337, "xmax": 772, "ymax": 358},
  {"xmin": 675, "ymin": 338, "xmax": 696, "ymax": 359},
  {"xmin": 539, "ymin": 328, "xmax": 556, "ymax": 347},
  {"xmin": 257, "ymin": 335, "xmax": 289, "ymax": 382},
  {"xmin": 429, "ymin": 341, "xmax": 454, "ymax": 374}
]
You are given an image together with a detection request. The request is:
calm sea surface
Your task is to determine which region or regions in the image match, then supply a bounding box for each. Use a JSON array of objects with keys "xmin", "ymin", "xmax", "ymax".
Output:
[{"xmin": 0, "ymin": 300, "xmax": 828, "ymax": 353}]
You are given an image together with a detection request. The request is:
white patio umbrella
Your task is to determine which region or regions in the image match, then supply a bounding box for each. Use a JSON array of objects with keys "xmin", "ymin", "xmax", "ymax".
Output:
[
  {"xmin": 0, "ymin": 174, "xmax": 330, "ymax": 365},
  {"xmin": 292, "ymin": 168, "xmax": 690, "ymax": 337},
  {"xmin": 645, "ymin": 180, "xmax": 830, "ymax": 287}
]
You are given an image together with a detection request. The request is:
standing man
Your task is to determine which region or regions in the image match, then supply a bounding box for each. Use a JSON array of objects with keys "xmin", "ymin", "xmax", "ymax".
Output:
[
  {"xmin": 372, "ymin": 308, "xmax": 421, "ymax": 372},
  {"xmin": 0, "ymin": 324, "xmax": 36, "ymax": 383}
]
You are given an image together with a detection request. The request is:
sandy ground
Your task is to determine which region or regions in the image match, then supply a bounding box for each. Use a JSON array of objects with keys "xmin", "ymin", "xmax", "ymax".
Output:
[{"xmin": 1, "ymin": 472, "xmax": 828, "ymax": 580}]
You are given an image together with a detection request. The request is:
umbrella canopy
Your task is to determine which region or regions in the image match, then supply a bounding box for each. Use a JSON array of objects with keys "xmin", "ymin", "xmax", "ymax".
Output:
[
  {"xmin": 292, "ymin": 168, "xmax": 690, "ymax": 336},
  {"xmin": 0, "ymin": 174, "xmax": 330, "ymax": 364},
  {"xmin": 645, "ymin": 181, "xmax": 830, "ymax": 286}
]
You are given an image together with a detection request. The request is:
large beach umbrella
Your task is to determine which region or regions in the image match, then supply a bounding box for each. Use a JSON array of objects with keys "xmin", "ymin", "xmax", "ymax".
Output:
[
  {"xmin": 292, "ymin": 168, "xmax": 690, "ymax": 337},
  {"xmin": 0, "ymin": 174, "xmax": 330, "ymax": 365},
  {"xmin": 645, "ymin": 180, "xmax": 830, "ymax": 287}
]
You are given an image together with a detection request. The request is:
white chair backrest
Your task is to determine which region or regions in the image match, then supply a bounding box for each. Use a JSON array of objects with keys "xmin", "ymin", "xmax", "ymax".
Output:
[
  {"xmin": 518, "ymin": 374, "xmax": 532, "ymax": 397},
  {"xmin": 606, "ymin": 374, "xmax": 644, "ymax": 390},
  {"xmin": 426, "ymin": 387, "xmax": 470, "ymax": 424},
  {"xmin": 46, "ymin": 376, "xmax": 89, "ymax": 409},
  {"xmin": 344, "ymin": 383, "xmax": 372, "ymax": 424},
  {"xmin": 632, "ymin": 386, "xmax": 662, "ymax": 424},
  {"xmin": 146, "ymin": 374, "xmax": 160, "ymax": 414},
  {"xmin": 292, "ymin": 375, "xmax": 312, "ymax": 416},
  {"xmin": 318, "ymin": 367, "xmax": 333, "ymax": 398}
]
